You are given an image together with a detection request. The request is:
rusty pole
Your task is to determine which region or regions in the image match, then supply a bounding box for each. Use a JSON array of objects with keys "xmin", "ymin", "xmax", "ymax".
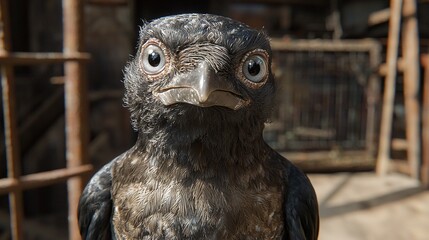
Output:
[
  {"xmin": 401, "ymin": 0, "xmax": 421, "ymax": 180},
  {"xmin": 63, "ymin": 0, "xmax": 89, "ymax": 239},
  {"xmin": 0, "ymin": 1, "xmax": 24, "ymax": 240}
]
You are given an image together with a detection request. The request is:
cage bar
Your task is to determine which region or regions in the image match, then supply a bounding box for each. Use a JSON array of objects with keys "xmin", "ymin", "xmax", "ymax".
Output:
[
  {"xmin": 63, "ymin": 0, "xmax": 89, "ymax": 239},
  {"xmin": 0, "ymin": 0, "xmax": 24, "ymax": 239},
  {"xmin": 0, "ymin": 165, "xmax": 93, "ymax": 195},
  {"xmin": 0, "ymin": 52, "xmax": 90, "ymax": 65},
  {"xmin": 0, "ymin": 0, "xmax": 91, "ymax": 239}
]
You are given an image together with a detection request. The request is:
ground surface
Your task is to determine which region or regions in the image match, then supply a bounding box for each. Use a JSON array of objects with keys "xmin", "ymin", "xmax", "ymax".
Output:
[{"xmin": 308, "ymin": 172, "xmax": 429, "ymax": 240}]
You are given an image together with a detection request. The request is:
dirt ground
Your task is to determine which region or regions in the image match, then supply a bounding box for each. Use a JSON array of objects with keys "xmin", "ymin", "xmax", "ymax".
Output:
[{"xmin": 308, "ymin": 172, "xmax": 429, "ymax": 240}]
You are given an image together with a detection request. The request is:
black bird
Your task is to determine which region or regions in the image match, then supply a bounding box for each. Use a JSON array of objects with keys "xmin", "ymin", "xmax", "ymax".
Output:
[{"xmin": 78, "ymin": 13, "xmax": 319, "ymax": 240}]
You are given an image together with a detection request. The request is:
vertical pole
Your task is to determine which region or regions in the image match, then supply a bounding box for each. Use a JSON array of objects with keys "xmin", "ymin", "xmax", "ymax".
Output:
[
  {"xmin": 401, "ymin": 0, "xmax": 421, "ymax": 180},
  {"xmin": 421, "ymin": 55, "xmax": 429, "ymax": 188},
  {"xmin": 63, "ymin": 0, "xmax": 89, "ymax": 239},
  {"xmin": 376, "ymin": 0, "xmax": 403, "ymax": 175},
  {"xmin": 366, "ymin": 43, "xmax": 382, "ymax": 159},
  {"xmin": 330, "ymin": 0, "xmax": 343, "ymax": 40},
  {"xmin": 0, "ymin": 1, "xmax": 24, "ymax": 240}
]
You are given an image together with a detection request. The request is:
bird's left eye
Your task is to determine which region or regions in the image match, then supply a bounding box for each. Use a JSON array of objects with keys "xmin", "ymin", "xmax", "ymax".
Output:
[
  {"xmin": 243, "ymin": 55, "xmax": 267, "ymax": 82},
  {"xmin": 238, "ymin": 49, "xmax": 269, "ymax": 88},
  {"xmin": 141, "ymin": 44, "xmax": 166, "ymax": 74}
]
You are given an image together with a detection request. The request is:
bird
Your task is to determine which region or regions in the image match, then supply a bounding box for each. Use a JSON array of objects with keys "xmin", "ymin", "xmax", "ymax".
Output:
[{"xmin": 78, "ymin": 13, "xmax": 319, "ymax": 240}]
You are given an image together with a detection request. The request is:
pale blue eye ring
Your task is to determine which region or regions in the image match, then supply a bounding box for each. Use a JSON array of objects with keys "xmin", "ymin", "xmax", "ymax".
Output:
[
  {"xmin": 142, "ymin": 44, "xmax": 166, "ymax": 74},
  {"xmin": 237, "ymin": 49, "xmax": 269, "ymax": 88},
  {"xmin": 242, "ymin": 55, "xmax": 267, "ymax": 83}
]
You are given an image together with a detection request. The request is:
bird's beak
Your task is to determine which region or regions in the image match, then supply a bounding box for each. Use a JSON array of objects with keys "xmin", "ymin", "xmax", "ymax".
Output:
[{"xmin": 153, "ymin": 62, "xmax": 249, "ymax": 110}]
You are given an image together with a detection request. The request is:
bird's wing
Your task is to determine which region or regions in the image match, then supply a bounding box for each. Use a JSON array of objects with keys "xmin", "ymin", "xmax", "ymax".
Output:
[
  {"xmin": 78, "ymin": 155, "xmax": 122, "ymax": 240},
  {"xmin": 282, "ymin": 157, "xmax": 320, "ymax": 240}
]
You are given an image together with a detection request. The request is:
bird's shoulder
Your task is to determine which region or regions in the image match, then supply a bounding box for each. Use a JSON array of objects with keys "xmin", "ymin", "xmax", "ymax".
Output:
[
  {"xmin": 78, "ymin": 153, "xmax": 126, "ymax": 240},
  {"xmin": 268, "ymin": 150, "xmax": 320, "ymax": 240}
]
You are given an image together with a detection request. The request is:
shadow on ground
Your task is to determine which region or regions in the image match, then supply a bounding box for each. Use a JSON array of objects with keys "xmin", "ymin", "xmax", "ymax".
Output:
[{"xmin": 309, "ymin": 172, "xmax": 429, "ymax": 240}]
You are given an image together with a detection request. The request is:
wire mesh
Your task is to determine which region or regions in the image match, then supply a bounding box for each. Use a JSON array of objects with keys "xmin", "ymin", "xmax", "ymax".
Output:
[{"xmin": 265, "ymin": 44, "xmax": 374, "ymax": 152}]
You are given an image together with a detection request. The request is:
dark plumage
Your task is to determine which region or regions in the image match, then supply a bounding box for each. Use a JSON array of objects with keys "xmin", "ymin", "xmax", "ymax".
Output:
[{"xmin": 78, "ymin": 13, "xmax": 319, "ymax": 240}]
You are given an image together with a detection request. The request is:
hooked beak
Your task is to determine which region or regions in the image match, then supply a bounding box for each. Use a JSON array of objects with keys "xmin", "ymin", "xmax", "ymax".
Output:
[{"xmin": 153, "ymin": 62, "xmax": 249, "ymax": 110}]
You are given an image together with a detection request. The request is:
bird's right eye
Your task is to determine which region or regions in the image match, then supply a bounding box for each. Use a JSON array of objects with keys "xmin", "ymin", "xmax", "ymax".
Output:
[
  {"xmin": 141, "ymin": 42, "xmax": 168, "ymax": 75},
  {"xmin": 237, "ymin": 49, "xmax": 270, "ymax": 89}
]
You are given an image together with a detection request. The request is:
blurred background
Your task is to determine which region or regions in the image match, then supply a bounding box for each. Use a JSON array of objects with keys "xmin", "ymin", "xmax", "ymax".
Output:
[{"xmin": 0, "ymin": 0, "xmax": 428, "ymax": 239}]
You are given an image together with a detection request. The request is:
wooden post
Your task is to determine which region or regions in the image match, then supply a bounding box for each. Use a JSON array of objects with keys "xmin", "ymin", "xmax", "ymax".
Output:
[
  {"xmin": 401, "ymin": 0, "xmax": 421, "ymax": 180},
  {"xmin": 376, "ymin": 0, "xmax": 403, "ymax": 175},
  {"xmin": 422, "ymin": 54, "xmax": 429, "ymax": 188},
  {"xmin": 0, "ymin": 1, "xmax": 24, "ymax": 239},
  {"xmin": 63, "ymin": 0, "xmax": 89, "ymax": 239}
]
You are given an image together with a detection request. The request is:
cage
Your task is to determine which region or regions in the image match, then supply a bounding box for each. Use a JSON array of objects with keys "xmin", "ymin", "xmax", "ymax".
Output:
[{"xmin": 264, "ymin": 39, "xmax": 381, "ymax": 170}]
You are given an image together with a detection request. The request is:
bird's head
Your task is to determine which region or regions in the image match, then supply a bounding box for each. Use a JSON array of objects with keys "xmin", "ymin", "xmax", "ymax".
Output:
[{"xmin": 124, "ymin": 14, "xmax": 275, "ymax": 146}]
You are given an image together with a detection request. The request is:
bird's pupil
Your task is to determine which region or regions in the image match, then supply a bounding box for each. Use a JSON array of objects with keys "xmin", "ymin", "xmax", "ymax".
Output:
[
  {"xmin": 247, "ymin": 60, "xmax": 261, "ymax": 76},
  {"xmin": 148, "ymin": 51, "xmax": 161, "ymax": 67}
]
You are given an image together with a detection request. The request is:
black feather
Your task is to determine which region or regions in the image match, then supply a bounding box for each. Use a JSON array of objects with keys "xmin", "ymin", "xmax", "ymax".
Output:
[
  {"xmin": 78, "ymin": 155, "xmax": 121, "ymax": 240},
  {"xmin": 281, "ymin": 153, "xmax": 320, "ymax": 240}
]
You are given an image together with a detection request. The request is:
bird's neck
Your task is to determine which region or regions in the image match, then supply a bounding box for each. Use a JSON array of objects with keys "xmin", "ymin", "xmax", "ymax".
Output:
[{"xmin": 132, "ymin": 122, "xmax": 267, "ymax": 178}]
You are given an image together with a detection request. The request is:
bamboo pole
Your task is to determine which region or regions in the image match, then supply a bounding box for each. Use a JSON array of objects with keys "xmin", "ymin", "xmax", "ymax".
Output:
[
  {"xmin": 376, "ymin": 0, "xmax": 403, "ymax": 175},
  {"xmin": 63, "ymin": 0, "xmax": 89, "ymax": 239},
  {"xmin": 401, "ymin": 0, "xmax": 421, "ymax": 180}
]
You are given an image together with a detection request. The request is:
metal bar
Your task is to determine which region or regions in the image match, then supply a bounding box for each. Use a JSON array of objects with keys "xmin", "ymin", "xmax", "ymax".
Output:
[
  {"xmin": 0, "ymin": 165, "xmax": 93, "ymax": 195},
  {"xmin": 401, "ymin": 0, "xmax": 421, "ymax": 180},
  {"xmin": 421, "ymin": 54, "xmax": 429, "ymax": 188},
  {"xmin": 0, "ymin": 0, "xmax": 24, "ymax": 239},
  {"xmin": 63, "ymin": 0, "xmax": 89, "ymax": 239},
  {"xmin": 0, "ymin": 62, "xmax": 24, "ymax": 238},
  {"xmin": 1, "ymin": 67, "xmax": 24, "ymax": 240},
  {"xmin": 0, "ymin": 52, "xmax": 90, "ymax": 65},
  {"xmin": 270, "ymin": 39, "xmax": 380, "ymax": 52},
  {"xmin": 376, "ymin": 0, "xmax": 403, "ymax": 176}
]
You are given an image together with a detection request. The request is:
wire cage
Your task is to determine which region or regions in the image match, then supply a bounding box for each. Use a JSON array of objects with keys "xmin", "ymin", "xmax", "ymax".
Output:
[{"xmin": 264, "ymin": 39, "xmax": 381, "ymax": 167}]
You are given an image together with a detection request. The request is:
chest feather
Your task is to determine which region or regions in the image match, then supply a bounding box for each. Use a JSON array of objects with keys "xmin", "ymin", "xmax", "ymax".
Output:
[{"xmin": 111, "ymin": 167, "xmax": 284, "ymax": 239}]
